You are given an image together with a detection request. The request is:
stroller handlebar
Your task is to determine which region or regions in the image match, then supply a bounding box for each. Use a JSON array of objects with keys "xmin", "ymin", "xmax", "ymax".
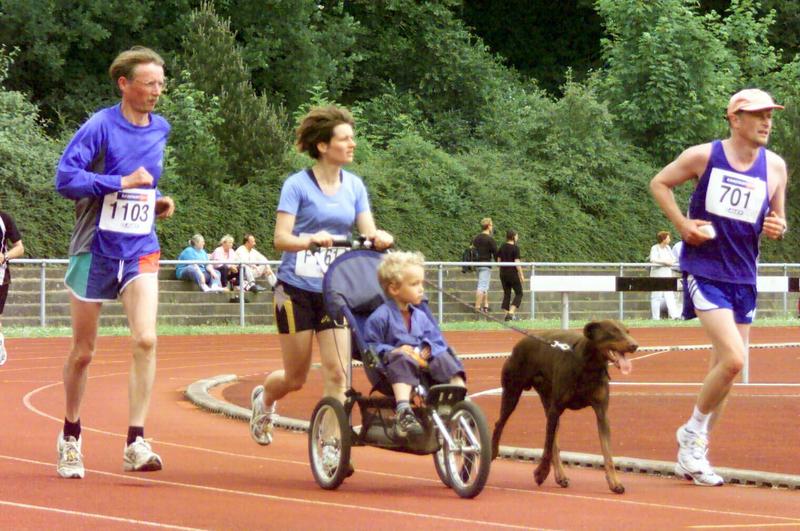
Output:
[{"xmin": 308, "ymin": 235, "xmax": 375, "ymax": 254}]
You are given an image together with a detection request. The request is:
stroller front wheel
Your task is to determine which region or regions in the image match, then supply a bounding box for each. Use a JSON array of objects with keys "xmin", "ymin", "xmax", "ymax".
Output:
[
  {"xmin": 441, "ymin": 400, "xmax": 491, "ymax": 498},
  {"xmin": 433, "ymin": 432, "xmax": 452, "ymax": 488},
  {"xmin": 309, "ymin": 397, "xmax": 352, "ymax": 490}
]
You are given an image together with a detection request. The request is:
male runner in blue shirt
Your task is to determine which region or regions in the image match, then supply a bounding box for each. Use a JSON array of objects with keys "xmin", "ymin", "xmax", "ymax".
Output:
[{"xmin": 54, "ymin": 46, "xmax": 175, "ymax": 479}]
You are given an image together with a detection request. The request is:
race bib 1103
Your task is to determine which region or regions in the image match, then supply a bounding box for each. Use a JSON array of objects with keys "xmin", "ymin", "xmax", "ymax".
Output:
[
  {"xmin": 98, "ymin": 188, "xmax": 155, "ymax": 235},
  {"xmin": 705, "ymin": 168, "xmax": 766, "ymax": 224}
]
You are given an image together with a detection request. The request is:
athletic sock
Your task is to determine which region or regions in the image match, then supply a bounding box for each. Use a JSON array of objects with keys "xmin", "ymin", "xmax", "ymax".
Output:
[
  {"xmin": 395, "ymin": 400, "xmax": 411, "ymax": 414},
  {"xmin": 127, "ymin": 426, "xmax": 144, "ymax": 446},
  {"xmin": 63, "ymin": 418, "xmax": 81, "ymax": 440},
  {"xmin": 686, "ymin": 405, "xmax": 711, "ymax": 434}
]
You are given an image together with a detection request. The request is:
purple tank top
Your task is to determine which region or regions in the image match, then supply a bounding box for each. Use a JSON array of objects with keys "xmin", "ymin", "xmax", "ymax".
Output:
[{"xmin": 681, "ymin": 140, "xmax": 769, "ymax": 285}]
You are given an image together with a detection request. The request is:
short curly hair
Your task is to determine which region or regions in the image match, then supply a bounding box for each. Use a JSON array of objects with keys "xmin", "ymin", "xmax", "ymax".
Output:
[
  {"xmin": 295, "ymin": 105, "xmax": 355, "ymax": 159},
  {"xmin": 377, "ymin": 251, "xmax": 426, "ymax": 293}
]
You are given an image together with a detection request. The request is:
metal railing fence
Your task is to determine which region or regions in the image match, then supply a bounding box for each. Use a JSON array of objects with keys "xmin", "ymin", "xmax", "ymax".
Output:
[{"xmin": 6, "ymin": 259, "xmax": 800, "ymax": 327}]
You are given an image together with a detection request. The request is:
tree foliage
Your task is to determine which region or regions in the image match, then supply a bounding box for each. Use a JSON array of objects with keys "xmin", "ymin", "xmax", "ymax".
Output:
[
  {"xmin": 0, "ymin": 47, "xmax": 72, "ymax": 256},
  {"xmin": 596, "ymin": 0, "xmax": 734, "ymax": 163},
  {"xmin": 0, "ymin": 0, "xmax": 797, "ymax": 262},
  {"xmin": 178, "ymin": 2, "xmax": 290, "ymax": 186},
  {"xmin": 218, "ymin": 0, "xmax": 360, "ymax": 111},
  {"xmin": 344, "ymin": 0, "xmax": 516, "ymax": 149}
]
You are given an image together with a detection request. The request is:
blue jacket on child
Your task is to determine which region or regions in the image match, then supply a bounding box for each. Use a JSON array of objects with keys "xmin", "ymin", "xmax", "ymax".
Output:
[{"xmin": 363, "ymin": 301, "xmax": 449, "ymax": 360}]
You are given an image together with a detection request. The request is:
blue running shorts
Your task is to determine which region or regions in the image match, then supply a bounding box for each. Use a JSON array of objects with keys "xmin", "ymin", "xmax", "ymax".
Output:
[
  {"xmin": 65, "ymin": 251, "xmax": 160, "ymax": 302},
  {"xmin": 682, "ymin": 273, "xmax": 757, "ymax": 324}
]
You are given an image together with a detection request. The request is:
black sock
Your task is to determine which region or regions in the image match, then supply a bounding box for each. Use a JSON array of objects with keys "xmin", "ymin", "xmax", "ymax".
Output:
[
  {"xmin": 63, "ymin": 418, "xmax": 81, "ymax": 440},
  {"xmin": 127, "ymin": 426, "xmax": 144, "ymax": 446}
]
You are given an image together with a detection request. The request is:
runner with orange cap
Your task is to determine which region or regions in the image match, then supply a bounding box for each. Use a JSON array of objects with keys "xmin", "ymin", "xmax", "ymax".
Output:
[{"xmin": 650, "ymin": 88, "xmax": 788, "ymax": 486}]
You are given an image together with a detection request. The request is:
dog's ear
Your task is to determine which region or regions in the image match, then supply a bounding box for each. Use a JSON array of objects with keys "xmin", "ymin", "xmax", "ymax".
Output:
[{"xmin": 583, "ymin": 321, "xmax": 602, "ymax": 339}]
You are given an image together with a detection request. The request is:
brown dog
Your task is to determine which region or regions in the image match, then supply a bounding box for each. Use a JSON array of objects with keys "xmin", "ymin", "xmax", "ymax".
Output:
[{"xmin": 491, "ymin": 320, "xmax": 637, "ymax": 494}]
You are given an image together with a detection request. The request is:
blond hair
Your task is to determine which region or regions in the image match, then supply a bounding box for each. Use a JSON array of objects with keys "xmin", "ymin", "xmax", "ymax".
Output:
[
  {"xmin": 295, "ymin": 105, "xmax": 355, "ymax": 159},
  {"xmin": 377, "ymin": 251, "xmax": 425, "ymax": 293},
  {"xmin": 480, "ymin": 217, "xmax": 492, "ymax": 230},
  {"xmin": 219, "ymin": 234, "xmax": 234, "ymax": 246},
  {"xmin": 109, "ymin": 46, "xmax": 165, "ymax": 84},
  {"xmin": 189, "ymin": 233, "xmax": 204, "ymax": 247}
]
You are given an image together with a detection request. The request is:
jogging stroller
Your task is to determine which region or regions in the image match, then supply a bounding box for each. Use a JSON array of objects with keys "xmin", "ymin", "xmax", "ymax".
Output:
[{"xmin": 307, "ymin": 246, "xmax": 492, "ymax": 498}]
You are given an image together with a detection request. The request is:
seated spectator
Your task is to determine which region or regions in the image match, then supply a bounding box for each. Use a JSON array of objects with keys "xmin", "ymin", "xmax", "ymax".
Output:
[
  {"xmin": 175, "ymin": 234, "xmax": 224, "ymax": 292},
  {"xmin": 234, "ymin": 234, "xmax": 276, "ymax": 292},
  {"xmin": 210, "ymin": 234, "xmax": 240, "ymax": 291}
]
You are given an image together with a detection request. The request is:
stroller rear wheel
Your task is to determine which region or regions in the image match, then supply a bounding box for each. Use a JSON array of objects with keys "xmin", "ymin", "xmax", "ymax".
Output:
[
  {"xmin": 308, "ymin": 397, "xmax": 351, "ymax": 490},
  {"xmin": 441, "ymin": 401, "xmax": 491, "ymax": 498}
]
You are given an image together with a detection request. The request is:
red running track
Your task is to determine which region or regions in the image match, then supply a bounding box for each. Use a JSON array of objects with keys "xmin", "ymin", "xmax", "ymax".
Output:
[{"xmin": 0, "ymin": 327, "xmax": 798, "ymax": 530}]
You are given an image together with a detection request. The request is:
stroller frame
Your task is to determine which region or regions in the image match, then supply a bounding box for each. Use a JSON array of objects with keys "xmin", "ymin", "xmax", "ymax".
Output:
[{"xmin": 307, "ymin": 249, "xmax": 491, "ymax": 498}]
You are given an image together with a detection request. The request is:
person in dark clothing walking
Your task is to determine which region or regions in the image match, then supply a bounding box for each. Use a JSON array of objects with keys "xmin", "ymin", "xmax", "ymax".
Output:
[
  {"xmin": 472, "ymin": 217, "xmax": 497, "ymax": 313},
  {"xmin": 497, "ymin": 229, "xmax": 524, "ymax": 321},
  {"xmin": 0, "ymin": 210, "xmax": 24, "ymax": 366}
]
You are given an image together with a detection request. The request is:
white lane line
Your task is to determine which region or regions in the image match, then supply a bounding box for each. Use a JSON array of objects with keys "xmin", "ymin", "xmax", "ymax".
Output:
[
  {"xmin": 0, "ymin": 454, "xmax": 545, "ymax": 531},
  {"xmin": 689, "ymin": 523, "xmax": 800, "ymax": 528},
  {"xmin": 487, "ymin": 481, "xmax": 800, "ymax": 524},
  {"xmin": 469, "ymin": 383, "xmax": 800, "ymax": 399},
  {"xmin": 0, "ymin": 499, "xmax": 207, "ymax": 530},
  {"xmin": 17, "ymin": 348, "xmax": 800, "ymax": 527}
]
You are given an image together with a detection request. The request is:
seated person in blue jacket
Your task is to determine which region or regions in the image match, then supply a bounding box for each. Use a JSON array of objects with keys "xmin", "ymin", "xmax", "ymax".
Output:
[
  {"xmin": 175, "ymin": 234, "xmax": 224, "ymax": 292},
  {"xmin": 364, "ymin": 251, "xmax": 465, "ymax": 437}
]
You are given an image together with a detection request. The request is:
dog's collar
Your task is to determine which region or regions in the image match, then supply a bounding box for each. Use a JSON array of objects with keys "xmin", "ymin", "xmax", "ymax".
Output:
[{"xmin": 550, "ymin": 340, "xmax": 571, "ymax": 351}]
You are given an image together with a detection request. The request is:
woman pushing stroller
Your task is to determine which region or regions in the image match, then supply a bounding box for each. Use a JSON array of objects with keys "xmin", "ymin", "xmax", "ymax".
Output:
[{"xmin": 249, "ymin": 105, "xmax": 393, "ymax": 448}]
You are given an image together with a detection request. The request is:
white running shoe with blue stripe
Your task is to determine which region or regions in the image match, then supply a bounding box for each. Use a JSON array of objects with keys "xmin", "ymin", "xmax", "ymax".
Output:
[{"xmin": 675, "ymin": 424, "xmax": 723, "ymax": 486}]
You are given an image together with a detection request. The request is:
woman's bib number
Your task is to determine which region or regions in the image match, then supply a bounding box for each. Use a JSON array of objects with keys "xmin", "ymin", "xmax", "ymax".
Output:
[
  {"xmin": 294, "ymin": 234, "xmax": 348, "ymax": 278},
  {"xmin": 705, "ymin": 168, "xmax": 766, "ymax": 224},
  {"xmin": 99, "ymin": 188, "xmax": 155, "ymax": 235}
]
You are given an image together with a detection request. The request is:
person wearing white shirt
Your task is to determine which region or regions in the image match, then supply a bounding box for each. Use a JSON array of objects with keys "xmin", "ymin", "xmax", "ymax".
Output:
[
  {"xmin": 234, "ymin": 234, "xmax": 276, "ymax": 291},
  {"xmin": 649, "ymin": 231, "xmax": 679, "ymax": 319}
]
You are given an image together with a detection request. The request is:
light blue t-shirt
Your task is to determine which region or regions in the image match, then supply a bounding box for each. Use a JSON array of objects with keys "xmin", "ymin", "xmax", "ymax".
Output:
[
  {"xmin": 276, "ymin": 168, "xmax": 370, "ymax": 292},
  {"xmin": 175, "ymin": 246, "xmax": 209, "ymax": 279}
]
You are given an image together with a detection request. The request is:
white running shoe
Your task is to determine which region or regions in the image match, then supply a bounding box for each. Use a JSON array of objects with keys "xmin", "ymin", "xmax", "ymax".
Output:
[
  {"xmin": 0, "ymin": 333, "xmax": 7, "ymax": 366},
  {"xmin": 675, "ymin": 424, "xmax": 723, "ymax": 486},
  {"xmin": 249, "ymin": 385, "xmax": 276, "ymax": 446},
  {"xmin": 123, "ymin": 436, "xmax": 163, "ymax": 472},
  {"xmin": 57, "ymin": 432, "xmax": 84, "ymax": 479}
]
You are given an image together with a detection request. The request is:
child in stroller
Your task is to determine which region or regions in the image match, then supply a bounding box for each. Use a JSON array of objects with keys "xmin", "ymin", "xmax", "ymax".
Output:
[
  {"xmin": 310, "ymin": 242, "xmax": 490, "ymax": 497},
  {"xmin": 363, "ymin": 251, "xmax": 466, "ymax": 437}
]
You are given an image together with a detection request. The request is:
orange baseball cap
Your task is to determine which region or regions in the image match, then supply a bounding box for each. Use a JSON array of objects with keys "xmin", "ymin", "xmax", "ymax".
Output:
[{"xmin": 726, "ymin": 88, "xmax": 784, "ymax": 116}]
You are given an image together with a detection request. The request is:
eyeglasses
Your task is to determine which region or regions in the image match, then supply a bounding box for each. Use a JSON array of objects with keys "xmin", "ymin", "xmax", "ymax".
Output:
[{"xmin": 130, "ymin": 78, "xmax": 167, "ymax": 91}]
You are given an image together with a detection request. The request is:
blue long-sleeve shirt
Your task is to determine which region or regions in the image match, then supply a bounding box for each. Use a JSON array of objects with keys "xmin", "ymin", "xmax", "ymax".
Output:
[
  {"xmin": 363, "ymin": 301, "xmax": 449, "ymax": 360},
  {"xmin": 55, "ymin": 103, "xmax": 170, "ymax": 259}
]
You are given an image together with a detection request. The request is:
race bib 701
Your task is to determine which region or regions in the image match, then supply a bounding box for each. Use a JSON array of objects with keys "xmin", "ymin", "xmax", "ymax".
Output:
[
  {"xmin": 705, "ymin": 168, "xmax": 766, "ymax": 224},
  {"xmin": 98, "ymin": 188, "xmax": 155, "ymax": 235}
]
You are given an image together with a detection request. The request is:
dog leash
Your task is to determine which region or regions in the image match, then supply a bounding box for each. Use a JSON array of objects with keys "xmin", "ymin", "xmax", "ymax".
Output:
[
  {"xmin": 420, "ymin": 276, "xmax": 572, "ymax": 353},
  {"xmin": 314, "ymin": 236, "xmax": 572, "ymax": 353}
]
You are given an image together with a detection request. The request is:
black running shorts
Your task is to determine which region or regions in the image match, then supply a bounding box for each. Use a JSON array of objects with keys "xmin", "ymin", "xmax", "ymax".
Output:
[{"xmin": 273, "ymin": 281, "xmax": 337, "ymax": 334}]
